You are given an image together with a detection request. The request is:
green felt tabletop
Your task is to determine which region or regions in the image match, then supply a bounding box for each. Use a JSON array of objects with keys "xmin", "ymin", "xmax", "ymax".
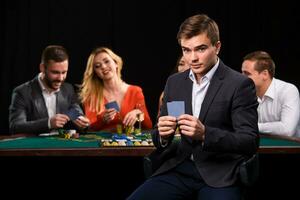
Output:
[
  {"xmin": 1, "ymin": 132, "xmax": 300, "ymax": 149},
  {"xmin": 0, "ymin": 132, "xmax": 109, "ymax": 149},
  {"xmin": 0, "ymin": 135, "xmax": 100, "ymax": 149},
  {"xmin": 0, "ymin": 132, "xmax": 152, "ymax": 149},
  {"xmin": 259, "ymin": 137, "xmax": 300, "ymax": 146}
]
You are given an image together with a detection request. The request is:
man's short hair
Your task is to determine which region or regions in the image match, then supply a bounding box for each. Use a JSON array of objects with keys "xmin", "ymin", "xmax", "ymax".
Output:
[
  {"xmin": 41, "ymin": 45, "xmax": 69, "ymax": 67},
  {"xmin": 177, "ymin": 14, "xmax": 220, "ymax": 46},
  {"xmin": 243, "ymin": 51, "xmax": 275, "ymax": 78}
]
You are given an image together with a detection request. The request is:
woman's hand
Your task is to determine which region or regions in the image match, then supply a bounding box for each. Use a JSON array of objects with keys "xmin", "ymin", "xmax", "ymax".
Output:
[
  {"xmin": 102, "ymin": 108, "xmax": 117, "ymax": 123},
  {"xmin": 123, "ymin": 109, "xmax": 144, "ymax": 127}
]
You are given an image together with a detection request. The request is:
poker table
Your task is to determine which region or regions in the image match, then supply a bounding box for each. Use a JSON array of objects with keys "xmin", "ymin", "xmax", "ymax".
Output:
[
  {"xmin": 0, "ymin": 132, "xmax": 300, "ymax": 156},
  {"xmin": 1, "ymin": 132, "xmax": 300, "ymax": 200},
  {"xmin": 0, "ymin": 131, "xmax": 155, "ymax": 156}
]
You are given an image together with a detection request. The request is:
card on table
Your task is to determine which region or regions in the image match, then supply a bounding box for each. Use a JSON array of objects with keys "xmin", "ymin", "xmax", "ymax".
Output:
[
  {"xmin": 167, "ymin": 101, "xmax": 185, "ymax": 118},
  {"xmin": 105, "ymin": 101, "xmax": 120, "ymax": 112}
]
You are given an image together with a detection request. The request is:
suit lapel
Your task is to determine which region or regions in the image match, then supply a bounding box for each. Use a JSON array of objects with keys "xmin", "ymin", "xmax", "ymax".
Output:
[
  {"xmin": 180, "ymin": 72, "xmax": 194, "ymax": 144},
  {"xmin": 182, "ymin": 73, "xmax": 193, "ymax": 115},
  {"xmin": 199, "ymin": 62, "xmax": 226, "ymax": 121},
  {"xmin": 32, "ymin": 77, "xmax": 49, "ymax": 118},
  {"xmin": 56, "ymin": 91, "xmax": 62, "ymax": 114},
  {"xmin": 56, "ymin": 84, "xmax": 69, "ymax": 114}
]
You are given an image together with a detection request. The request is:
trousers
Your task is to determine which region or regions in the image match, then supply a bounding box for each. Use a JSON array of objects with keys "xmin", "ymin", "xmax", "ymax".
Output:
[{"xmin": 127, "ymin": 159, "xmax": 241, "ymax": 200}]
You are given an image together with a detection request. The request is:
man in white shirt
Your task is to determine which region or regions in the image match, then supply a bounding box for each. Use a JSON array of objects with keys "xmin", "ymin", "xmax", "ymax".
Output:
[{"xmin": 241, "ymin": 50, "xmax": 300, "ymax": 137}]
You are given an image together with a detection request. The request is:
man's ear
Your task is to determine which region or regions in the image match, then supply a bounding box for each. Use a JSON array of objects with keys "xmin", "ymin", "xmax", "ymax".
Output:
[
  {"xmin": 40, "ymin": 63, "xmax": 45, "ymax": 73},
  {"xmin": 215, "ymin": 41, "xmax": 221, "ymax": 55},
  {"xmin": 262, "ymin": 69, "xmax": 270, "ymax": 80}
]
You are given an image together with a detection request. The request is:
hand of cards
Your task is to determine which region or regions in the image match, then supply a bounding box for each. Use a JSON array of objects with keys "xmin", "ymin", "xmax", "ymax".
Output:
[
  {"xmin": 65, "ymin": 108, "xmax": 82, "ymax": 121},
  {"xmin": 167, "ymin": 101, "xmax": 185, "ymax": 118},
  {"xmin": 105, "ymin": 101, "xmax": 120, "ymax": 112}
]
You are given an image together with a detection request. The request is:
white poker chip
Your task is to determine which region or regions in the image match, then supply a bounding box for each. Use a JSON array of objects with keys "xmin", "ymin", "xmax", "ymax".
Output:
[
  {"xmin": 118, "ymin": 141, "xmax": 126, "ymax": 146},
  {"xmin": 141, "ymin": 141, "xmax": 149, "ymax": 146}
]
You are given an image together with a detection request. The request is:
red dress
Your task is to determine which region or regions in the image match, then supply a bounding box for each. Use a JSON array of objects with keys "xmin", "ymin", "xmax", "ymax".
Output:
[{"xmin": 84, "ymin": 85, "xmax": 152, "ymax": 131}]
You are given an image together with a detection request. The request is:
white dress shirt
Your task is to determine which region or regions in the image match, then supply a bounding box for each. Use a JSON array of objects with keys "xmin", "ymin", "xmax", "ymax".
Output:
[
  {"xmin": 190, "ymin": 59, "xmax": 219, "ymax": 118},
  {"xmin": 189, "ymin": 60, "xmax": 219, "ymax": 158},
  {"xmin": 189, "ymin": 59, "xmax": 220, "ymax": 160},
  {"xmin": 160, "ymin": 60, "xmax": 219, "ymax": 147},
  {"xmin": 258, "ymin": 78, "xmax": 300, "ymax": 137},
  {"xmin": 38, "ymin": 73, "xmax": 60, "ymax": 129}
]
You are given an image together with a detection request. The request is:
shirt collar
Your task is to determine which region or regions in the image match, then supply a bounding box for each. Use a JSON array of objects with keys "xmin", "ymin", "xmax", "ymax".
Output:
[
  {"xmin": 263, "ymin": 78, "xmax": 276, "ymax": 100},
  {"xmin": 189, "ymin": 58, "xmax": 219, "ymax": 84}
]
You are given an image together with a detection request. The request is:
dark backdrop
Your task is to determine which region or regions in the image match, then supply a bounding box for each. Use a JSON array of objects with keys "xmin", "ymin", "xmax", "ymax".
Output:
[{"xmin": 1, "ymin": 0, "xmax": 299, "ymax": 134}]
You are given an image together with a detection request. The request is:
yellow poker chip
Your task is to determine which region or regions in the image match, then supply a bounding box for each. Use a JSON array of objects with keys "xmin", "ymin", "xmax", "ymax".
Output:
[
  {"xmin": 64, "ymin": 133, "xmax": 71, "ymax": 139},
  {"xmin": 134, "ymin": 141, "xmax": 141, "ymax": 146},
  {"xmin": 111, "ymin": 141, "xmax": 118, "ymax": 146},
  {"xmin": 148, "ymin": 142, "xmax": 154, "ymax": 146},
  {"xmin": 103, "ymin": 141, "xmax": 111, "ymax": 146}
]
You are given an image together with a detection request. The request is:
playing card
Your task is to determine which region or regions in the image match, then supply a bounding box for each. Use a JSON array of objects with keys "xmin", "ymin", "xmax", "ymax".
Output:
[
  {"xmin": 105, "ymin": 101, "xmax": 120, "ymax": 112},
  {"xmin": 65, "ymin": 108, "xmax": 82, "ymax": 120},
  {"xmin": 167, "ymin": 101, "xmax": 185, "ymax": 118}
]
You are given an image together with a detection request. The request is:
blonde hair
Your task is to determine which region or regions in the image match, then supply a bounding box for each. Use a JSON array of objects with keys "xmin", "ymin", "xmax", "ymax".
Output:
[{"xmin": 79, "ymin": 47, "xmax": 123, "ymax": 113}]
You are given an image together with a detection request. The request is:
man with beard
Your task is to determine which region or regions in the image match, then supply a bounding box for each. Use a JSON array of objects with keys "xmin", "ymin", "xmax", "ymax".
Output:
[{"xmin": 9, "ymin": 45, "xmax": 90, "ymax": 134}]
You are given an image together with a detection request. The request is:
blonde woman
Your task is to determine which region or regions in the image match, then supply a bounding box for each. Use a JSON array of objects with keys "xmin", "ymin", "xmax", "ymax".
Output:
[{"xmin": 79, "ymin": 47, "xmax": 152, "ymax": 131}]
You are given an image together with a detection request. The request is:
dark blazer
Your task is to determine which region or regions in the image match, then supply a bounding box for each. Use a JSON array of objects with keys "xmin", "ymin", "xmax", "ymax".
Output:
[
  {"xmin": 9, "ymin": 75, "xmax": 83, "ymax": 134},
  {"xmin": 152, "ymin": 60, "xmax": 259, "ymax": 188}
]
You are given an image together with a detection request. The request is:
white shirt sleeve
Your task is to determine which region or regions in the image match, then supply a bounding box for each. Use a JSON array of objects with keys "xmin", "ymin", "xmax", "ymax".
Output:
[{"xmin": 259, "ymin": 84, "xmax": 300, "ymax": 136}]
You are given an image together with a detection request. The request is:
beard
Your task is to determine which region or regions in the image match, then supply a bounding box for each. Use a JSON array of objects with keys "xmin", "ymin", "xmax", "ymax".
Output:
[{"xmin": 44, "ymin": 72, "xmax": 64, "ymax": 91}]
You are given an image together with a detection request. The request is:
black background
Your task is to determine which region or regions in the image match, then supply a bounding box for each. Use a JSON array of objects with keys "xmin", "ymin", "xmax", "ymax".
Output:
[
  {"xmin": 1, "ymin": 0, "xmax": 299, "ymax": 134},
  {"xmin": 1, "ymin": 1, "xmax": 300, "ymax": 199}
]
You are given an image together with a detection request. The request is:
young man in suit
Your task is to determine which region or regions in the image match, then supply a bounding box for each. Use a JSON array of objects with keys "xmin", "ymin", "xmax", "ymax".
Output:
[
  {"xmin": 127, "ymin": 14, "xmax": 259, "ymax": 200},
  {"xmin": 9, "ymin": 45, "xmax": 90, "ymax": 134}
]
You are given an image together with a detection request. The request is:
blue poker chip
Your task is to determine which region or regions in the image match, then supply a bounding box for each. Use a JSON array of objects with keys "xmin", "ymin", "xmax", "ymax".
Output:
[
  {"xmin": 112, "ymin": 134, "xmax": 130, "ymax": 141},
  {"xmin": 126, "ymin": 140, "xmax": 134, "ymax": 146}
]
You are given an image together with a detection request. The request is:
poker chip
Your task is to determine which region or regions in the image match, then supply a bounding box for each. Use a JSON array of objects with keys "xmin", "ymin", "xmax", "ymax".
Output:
[
  {"xmin": 64, "ymin": 133, "xmax": 71, "ymax": 139},
  {"xmin": 58, "ymin": 129, "xmax": 79, "ymax": 139},
  {"xmin": 73, "ymin": 133, "xmax": 80, "ymax": 139},
  {"xmin": 141, "ymin": 141, "xmax": 149, "ymax": 146},
  {"xmin": 133, "ymin": 141, "xmax": 141, "ymax": 146},
  {"xmin": 99, "ymin": 132, "xmax": 154, "ymax": 147},
  {"xmin": 118, "ymin": 140, "xmax": 127, "ymax": 146},
  {"xmin": 111, "ymin": 141, "xmax": 118, "ymax": 146},
  {"xmin": 57, "ymin": 130, "xmax": 156, "ymax": 146},
  {"xmin": 100, "ymin": 138, "xmax": 153, "ymax": 147}
]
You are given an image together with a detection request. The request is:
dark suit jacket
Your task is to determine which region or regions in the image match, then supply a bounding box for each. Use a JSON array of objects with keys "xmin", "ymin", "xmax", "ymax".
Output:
[
  {"xmin": 9, "ymin": 75, "xmax": 83, "ymax": 134},
  {"xmin": 152, "ymin": 60, "xmax": 259, "ymax": 188}
]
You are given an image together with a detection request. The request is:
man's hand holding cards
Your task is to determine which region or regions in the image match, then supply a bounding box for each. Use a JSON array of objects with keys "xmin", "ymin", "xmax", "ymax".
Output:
[
  {"xmin": 167, "ymin": 101, "xmax": 185, "ymax": 118},
  {"xmin": 65, "ymin": 108, "xmax": 82, "ymax": 121},
  {"xmin": 158, "ymin": 101, "xmax": 185, "ymax": 139},
  {"xmin": 65, "ymin": 108, "xmax": 90, "ymax": 128}
]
